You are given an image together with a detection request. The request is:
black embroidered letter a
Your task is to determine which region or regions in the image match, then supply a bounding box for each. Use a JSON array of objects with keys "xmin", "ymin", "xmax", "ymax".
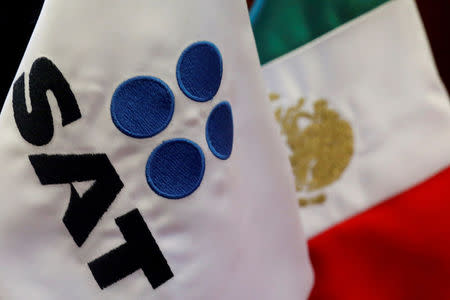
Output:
[{"xmin": 29, "ymin": 154, "xmax": 124, "ymax": 247}]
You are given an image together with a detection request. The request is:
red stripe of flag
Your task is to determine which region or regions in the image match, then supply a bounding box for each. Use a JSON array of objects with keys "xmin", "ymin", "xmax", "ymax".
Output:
[{"xmin": 308, "ymin": 166, "xmax": 450, "ymax": 299}]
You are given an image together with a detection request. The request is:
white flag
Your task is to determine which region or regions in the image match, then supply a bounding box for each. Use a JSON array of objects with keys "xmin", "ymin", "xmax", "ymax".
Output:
[{"xmin": 0, "ymin": 0, "xmax": 312, "ymax": 299}]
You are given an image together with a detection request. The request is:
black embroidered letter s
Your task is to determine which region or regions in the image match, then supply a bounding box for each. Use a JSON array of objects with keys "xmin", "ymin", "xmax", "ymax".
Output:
[{"xmin": 13, "ymin": 57, "xmax": 81, "ymax": 146}]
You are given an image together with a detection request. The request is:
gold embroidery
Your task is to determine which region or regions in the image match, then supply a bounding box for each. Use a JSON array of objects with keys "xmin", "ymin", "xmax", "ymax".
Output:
[
  {"xmin": 269, "ymin": 93, "xmax": 281, "ymax": 102},
  {"xmin": 274, "ymin": 97, "xmax": 354, "ymax": 207},
  {"xmin": 299, "ymin": 194, "xmax": 326, "ymax": 207}
]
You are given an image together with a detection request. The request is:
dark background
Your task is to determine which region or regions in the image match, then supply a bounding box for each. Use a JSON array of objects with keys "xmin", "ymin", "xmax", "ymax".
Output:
[
  {"xmin": 0, "ymin": 0, "xmax": 448, "ymax": 110},
  {"xmin": 0, "ymin": 1, "xmax": 45, "ymax": 108},
  {"xmin": 414, "ymin": 0, "xmax": 450, "ymax": 92}
]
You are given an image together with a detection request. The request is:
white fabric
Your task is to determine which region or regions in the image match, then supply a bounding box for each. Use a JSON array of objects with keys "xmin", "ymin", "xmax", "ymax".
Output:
[
  {"xmin": 0, "ymin": 0, "xmax": 312, "ymax": 299},
  {"xmin": 262, "ymin": 0, "xmax": 450, "ymax": 238}
]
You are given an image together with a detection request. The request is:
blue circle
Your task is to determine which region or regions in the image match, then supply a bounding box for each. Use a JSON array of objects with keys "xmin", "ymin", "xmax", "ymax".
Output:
[
  {"xmin": 206, "ymin": 101, "xmax": 233, "ymax": 160},
  {"xmin": 146, "ymin": 139, "xmax": 205, "ymax": 199},
  {"xmin": 176, "ymin": 41, "xmax": 223, "ymax": 102},
  {"xmin": 111, "ymin": 76, "xmax": 175, "ymax": 138}
]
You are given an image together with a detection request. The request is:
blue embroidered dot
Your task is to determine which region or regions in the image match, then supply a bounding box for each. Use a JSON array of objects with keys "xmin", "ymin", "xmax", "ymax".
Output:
[
  {"xmin": 146, "ymin": 139, "xmax": 205, "ymax": 199},
  {"xmin": 206, "ymin": 101, "xmax": 233, "ymax": 160},
  {"xmin": 109, "ymin": 42, "xmax": 233, "ymax": 202},
  {"xmin": 176, "ymin": 41, "xmax": 223, "ymax": 102},
  {"xmin": 111, "ymin": 76, "xmax": 174, "ymax": 138}
]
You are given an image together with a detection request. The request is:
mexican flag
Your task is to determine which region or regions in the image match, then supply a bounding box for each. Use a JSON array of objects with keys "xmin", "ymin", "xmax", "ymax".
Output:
[
  {"xmin": 249, "ymin": 0, "xmax": 450, "ymax": 298},
  {"xmin": 0, "ymin": 0, "xmax": 313, "ymax": 299}
]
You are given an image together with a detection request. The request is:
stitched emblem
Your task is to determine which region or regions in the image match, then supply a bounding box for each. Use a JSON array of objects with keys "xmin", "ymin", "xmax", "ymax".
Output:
[
  {"xmin": 146, "ymin": 139, "xmax": 205, "ymax": 199},
  {"xmin": 111, "ymin": 76, "xmax": 175, "ymax": 138},
  {"xmin": 176, "ymin": 41, "xmax": 223, "ymax": 102},
  {"xmin": 206, "ymin": 101, "xmax": 233, "ymax": 160},
  {"xmin": 12, "ymin": 42, "xmax": 234, "ymax": 291},
  {"xmin": 271, "ymin": 95, "xmax": 354, "ymax": 207},
  {"xmin": 111, "ymin": 41, "xmax": 233, "ymax": 200}
]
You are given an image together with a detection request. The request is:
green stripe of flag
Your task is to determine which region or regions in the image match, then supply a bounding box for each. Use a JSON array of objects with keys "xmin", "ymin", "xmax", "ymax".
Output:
[{"xmin": 251, "ymin": 0, "xmax": 390, "ymax": 64}]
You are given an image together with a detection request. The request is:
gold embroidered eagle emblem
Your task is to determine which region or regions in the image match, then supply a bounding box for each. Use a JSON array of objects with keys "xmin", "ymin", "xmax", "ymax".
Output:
[{"xmin": 270, "ymin": 94, "xmax": 354, "ymax": 207}]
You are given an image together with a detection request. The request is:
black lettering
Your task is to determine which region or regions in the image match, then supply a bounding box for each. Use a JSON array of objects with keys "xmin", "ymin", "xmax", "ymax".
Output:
[
  {"xmin": 29, "ymin": 154, "xmax": 123, "ymax": 247},
  {"xmin": 13, "ymin": 57, "xmax": 81, "ymax": 146},
  {"xmin": 88, "ymin": 209, "xmax": 173, "ymax": 289}
]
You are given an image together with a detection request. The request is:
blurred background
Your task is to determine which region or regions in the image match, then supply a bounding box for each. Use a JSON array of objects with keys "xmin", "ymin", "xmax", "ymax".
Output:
[
  {"xmin": 0, "ymin": 0, "xmax": 448, "ymax": 107},
  {"xmin": 245, "ymin": 0, "xmax": 448, "ymax": 90}
]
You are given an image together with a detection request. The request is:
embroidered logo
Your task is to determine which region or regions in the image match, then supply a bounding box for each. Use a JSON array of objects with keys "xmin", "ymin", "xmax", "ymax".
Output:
[
  {"xmin": 12, "ymin": 41, "xmax": 233, "ymax": 291},
  {"xmin": 270, "ymin": 95, "xmax": 353, "ymax": 207},
  {"xmin": 110, "ymin": 41, "xmax": 233, "ymax": 200}
]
